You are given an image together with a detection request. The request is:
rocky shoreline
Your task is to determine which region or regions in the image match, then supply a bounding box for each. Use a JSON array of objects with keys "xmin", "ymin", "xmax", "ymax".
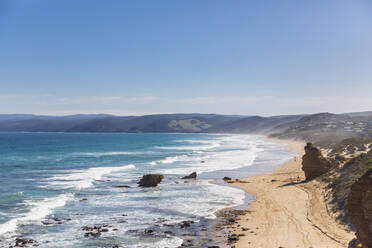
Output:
[
  {"xmin": 177, "ymin": 178, "xmax": 253, "ymax": 248},
  {"xmin": 177, "ymin": 208, "xmax": 249, "ymax": 248}
]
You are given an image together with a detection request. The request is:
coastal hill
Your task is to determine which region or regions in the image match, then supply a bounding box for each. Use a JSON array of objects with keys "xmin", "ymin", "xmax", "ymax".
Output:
[
  {"xmin": 1, "ymin": 112, "xmax": 372, "ymax": 141},
  {"xmin": 0, "ymin": 113, "xmax": 240, "ymax": 133}
]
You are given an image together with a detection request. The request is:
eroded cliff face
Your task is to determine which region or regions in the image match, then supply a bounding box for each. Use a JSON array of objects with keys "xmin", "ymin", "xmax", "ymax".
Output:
[
  {"xmin": 302, "ymin": 142, "xmax": 333, "ymax": 180},
  {"xmin": 348, "ymin": 169, "xmax": 372, "ymax": 248}
]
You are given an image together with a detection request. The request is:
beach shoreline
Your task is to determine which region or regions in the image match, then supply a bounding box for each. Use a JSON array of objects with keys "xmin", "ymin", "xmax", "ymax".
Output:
[{"xmin": 220, "ymin": 137, "xmax": 354, "ymax": 248}]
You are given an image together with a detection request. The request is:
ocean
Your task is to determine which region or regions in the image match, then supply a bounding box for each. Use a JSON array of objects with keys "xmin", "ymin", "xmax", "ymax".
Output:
[{"xmin": 0, "ymin": 133, "xmax": 294, "ymax": 247}]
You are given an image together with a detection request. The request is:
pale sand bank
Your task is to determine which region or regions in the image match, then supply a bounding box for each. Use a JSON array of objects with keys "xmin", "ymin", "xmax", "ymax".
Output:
[{"xmin": 228, "ymin": 138, "xmax": 354, "ymax": 248}]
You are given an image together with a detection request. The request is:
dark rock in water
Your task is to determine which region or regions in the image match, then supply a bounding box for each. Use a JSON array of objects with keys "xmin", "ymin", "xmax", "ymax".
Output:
[
  {"xmin": 180, "ymin": 220, "xmax": 194, "ymax": 228},
  {"xmin": 82, "ymin": 226, "xmax": 94, "ymax": 231},
  {"xmin": 302, "ymin": 143, "xmax": 333, "ymax": 180},
  {"xmin": 82, "ymin": 225, "xmax": 111, "ymax": 238},
  {"xmin": 182, "ymin": 172, "xmax": 197, "ymax": 179},
  {"xmin": 223, "ymin": 177, "xmax": 232, "ymax": 181},
  {"xmin": 138, "ymin": 174, "xmax": 164, "ymax": 187},
  {"xmin": 15, "ymin": 238, "xmax": 36, "ymax": 247},
  {"xmin": 348, "ymin": 169, "xmax": 372, "ymax": 248},
  {"xmin": 200, "ymin": 161, "xmax": 205, "ymax": 163},
  {"xmin": 113, "ymin": 185, "xmax": 131, "ymax": 188},
  {"xmin": 42, "ymin": 217, "xmax": 71, "ymax": 225},
  {"xmin": 84, "ymin": 231, "xmax": 101, "ymax": 238},
  {"xmin": 112, "ymin": 245, "xmax": 119, "ymax": 248}
]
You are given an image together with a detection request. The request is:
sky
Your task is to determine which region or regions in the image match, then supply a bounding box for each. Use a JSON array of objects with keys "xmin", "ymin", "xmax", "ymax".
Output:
[{"xmin": 0, "ymin": 0, "xmax": 372, "ymax": 116}]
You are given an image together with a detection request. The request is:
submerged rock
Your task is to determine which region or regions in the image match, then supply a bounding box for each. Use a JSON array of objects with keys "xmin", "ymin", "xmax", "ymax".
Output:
[
  {"xmin": 180, "ymin": 220, "xmax": 194, "ymax": 228},
  {"xmin": 348, "ymin": 169, "xmax": 372, "ymax": 248},
  {"xmin": 14, "ymin": 238, "xmax": 36, "ymax": 247},
  {"xmin": 113, "ymin": 185, "xmax": 131, "ymax": 188},
  {"xmin": 301, "ymin": 143, "xmax": 333, "ymax": 180},
  {"xmin": 138, "ymin": 174, "xmax": 164, "ymax": 187},
  {"xmin": 182, "ymin": 172, "xmax": 197, "ymax": 179}
]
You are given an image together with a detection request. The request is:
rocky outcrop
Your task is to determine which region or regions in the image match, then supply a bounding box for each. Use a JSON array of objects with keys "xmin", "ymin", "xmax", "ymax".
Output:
[
  {"xmin": 182, "ymin": 172, "xmax": 197, "ymax": 179},
  {"xmin": 138, "ymin": 174, "xmax": 164, "ymax": 187},
  {"xmin": 348, "ymin": 169, "xmax": 372, "ymax": 248},
  {"xmin": 302, "ymin": 142, "xmax": 333, "ymax": 180}
]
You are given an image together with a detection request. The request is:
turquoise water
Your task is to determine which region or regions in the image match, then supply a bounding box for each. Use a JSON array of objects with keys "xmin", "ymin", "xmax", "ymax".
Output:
[{"xmin": 0, "ymin": 133, "xmax": 294, "ymax": 247}]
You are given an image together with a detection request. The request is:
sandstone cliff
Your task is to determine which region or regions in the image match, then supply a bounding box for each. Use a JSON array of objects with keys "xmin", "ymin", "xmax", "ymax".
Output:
[
  {"xmin": 302, "ymin": 142, "xmax": 333, "ymax": 180},
  {"xmin": 348, "ymin": 169, "xmax": 372, "ymax": 248}
]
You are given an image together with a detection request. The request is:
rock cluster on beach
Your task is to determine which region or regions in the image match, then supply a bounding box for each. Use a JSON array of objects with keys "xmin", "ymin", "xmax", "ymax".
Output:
[
  {"xmin": 348, "ymin": 169, "xmax": 372, "ymax": 248},
  {"xmin": 138, "ymin": 174, "xmax": 164, "ymax": 187},
  {"xmin": 302, "ymin": 142, "xmax": 333, "ymax": 180}
]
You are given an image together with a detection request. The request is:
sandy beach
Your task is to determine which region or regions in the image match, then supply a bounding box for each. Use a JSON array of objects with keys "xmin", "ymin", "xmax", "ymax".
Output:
[{"xmin": 227, "ymin": 138, "xmax": 354, "ymax": 248}]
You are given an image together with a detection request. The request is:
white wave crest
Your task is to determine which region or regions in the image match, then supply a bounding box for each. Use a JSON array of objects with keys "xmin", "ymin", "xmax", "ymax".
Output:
[
  {"xmin": 44, "ymin": 164, "xmax": 135, "ymax": 189},
  {"xmin": 132, "ymin": 237, "xmax": 183, "ymax": 248},
  {"xmin": 0, "ymin": 193, "xmax": 74, "ymax": 235},
  {"xmin": 158, "ymin": 135, "xmax": 264, "ymax": 175},
  {"xmin": 72, "ymin": 151, "xmax": 148, "ymax": 158},
  {"xmin": 160, "ymin": 155, "xmax": 187, "ymax": 164},
  {"xmin": 155, "ymin": 143, "xmax": 220, "ymax": 151}
]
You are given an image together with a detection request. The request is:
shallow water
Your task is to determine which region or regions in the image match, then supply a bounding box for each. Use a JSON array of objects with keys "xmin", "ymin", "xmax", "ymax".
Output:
[{"xmin": 0, "ymin": 133, "xmax": 294, "ymax": 247}]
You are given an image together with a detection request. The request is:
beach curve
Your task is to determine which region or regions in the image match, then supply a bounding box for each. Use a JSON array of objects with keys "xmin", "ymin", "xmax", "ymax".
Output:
[{"xmin": 228, "ymin": 138, "xmax": 354, "ymax": 248}]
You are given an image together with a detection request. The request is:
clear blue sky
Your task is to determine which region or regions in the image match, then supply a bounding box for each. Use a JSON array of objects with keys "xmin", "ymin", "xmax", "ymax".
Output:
[{"xmin": 1, "ymin": 0, "xmax": 372, "ymax": 116}]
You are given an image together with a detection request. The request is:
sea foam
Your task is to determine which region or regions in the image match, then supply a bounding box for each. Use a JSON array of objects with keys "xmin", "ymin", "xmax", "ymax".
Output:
[
  {"xmin": 0, "ymin": 193, "xmax": 74, "ymax": 235},
  {"xmin": 72, "ymin": 151, "xmax": 153, "ymax": 158},
  {"xmin": 157, "ymin": 135, "xmax": 264, "ymax": 175},
  {"xmin": 44, "ymin": 164, "xmax": 135, "ymax": 189}
]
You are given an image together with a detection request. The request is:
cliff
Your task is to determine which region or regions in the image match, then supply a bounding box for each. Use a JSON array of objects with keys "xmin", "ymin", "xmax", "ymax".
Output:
[
  {"xmin": 302, "ymin": 142, "xmax": 333, "ymax": 180},
  {"xmin": 348, "ymin": 169, "xmax": 372, "ymax": 248}
]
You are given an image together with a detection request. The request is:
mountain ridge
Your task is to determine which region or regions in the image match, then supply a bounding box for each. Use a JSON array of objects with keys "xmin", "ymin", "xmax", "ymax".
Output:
[{"xmin": 0, "ymin": 111, "xmax": 372, "ymax": 148}]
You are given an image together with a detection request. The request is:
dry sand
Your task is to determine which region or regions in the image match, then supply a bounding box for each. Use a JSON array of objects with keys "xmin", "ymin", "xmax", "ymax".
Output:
[{"xmin": 228, "ymin": 138, "xmax": 354, "ymax": 248}]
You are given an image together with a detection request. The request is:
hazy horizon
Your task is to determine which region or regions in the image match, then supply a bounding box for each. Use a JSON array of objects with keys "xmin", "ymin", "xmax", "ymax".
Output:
[
  {"xmin": 1, "ymin": 0, "xmax": 372, "ymax": 115},
  {"xmin": 0, "ymin": 109, "xmax": 371, "ymax": 118}
]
